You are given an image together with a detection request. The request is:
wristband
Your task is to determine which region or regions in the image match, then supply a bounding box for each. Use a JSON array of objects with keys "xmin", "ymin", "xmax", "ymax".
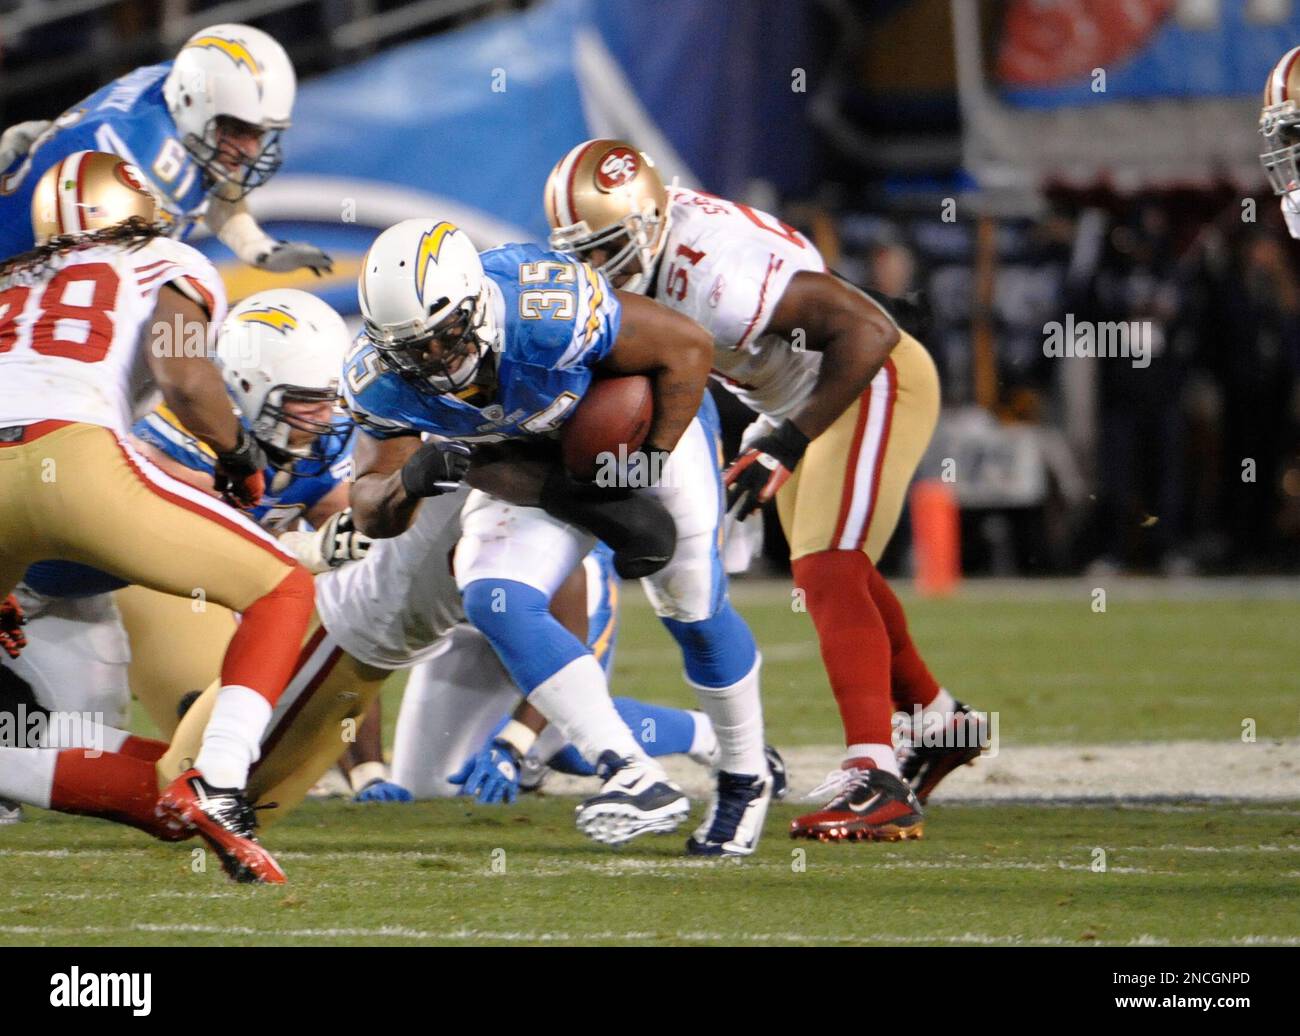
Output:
[
  {"xmin": 348, "ymin": 760, "xmax": 389, "ymax": 794},
  {"xmin": 495, "ymin": 719, "xmax": 538, "ymax": 759}
]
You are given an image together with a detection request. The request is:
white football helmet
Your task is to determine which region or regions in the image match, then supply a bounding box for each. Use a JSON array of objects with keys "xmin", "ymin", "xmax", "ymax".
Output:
[
  {"xmin": 162, "ymin": 24, "xmax": 295, "ymax": 197},
  {"xmin": 357, "ymin": 218, "xmax": 500, "ymax": 394},
  {"xmin": 216, "ymin": 289, "xmax": 352, "ymax": 476}
]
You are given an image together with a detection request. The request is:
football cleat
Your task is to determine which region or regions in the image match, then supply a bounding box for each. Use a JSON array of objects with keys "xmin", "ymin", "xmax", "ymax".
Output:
[
  {"xmin": 575, "ymin": 752, "xmax": 690, "ymax": 846},
  {"xmin": 0, "ymin": 797, "xmax": 22, "ymax": 825},
  {"xmin": 156, "ymin": 769, "xmax": 285, "ymax": 884},
  {"xmin": 790, "ymin": 764, "xmax": 924, "ymax": 843},
  {"xmin": 898, "ymin": 702, "xmax": 987, "ymax": 804},
  {"xmin": 686, "ymin": 770, "xmax": 772, "ymax": 857},
  {"xmin": 766, "ymin": 744, "xmax": 789, "ymax": 801},
  {"xmin": 518, "ymin": 753, "xmax": 550, "ymax": 794}
]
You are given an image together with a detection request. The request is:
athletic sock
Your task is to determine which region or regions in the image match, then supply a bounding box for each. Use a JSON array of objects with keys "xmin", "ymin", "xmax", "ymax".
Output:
[
  {"xmin": 527, "ymin": 656, "xmax": 647, "ymax": 766},
  {"xmin": 791, "ymin": 549, "xmax": 895, "ymax": 747},
  {"xmin": 50, "ymin": 747, "xmax": 180, "ymax": 839},
  {"xmin": 844, "ymin": 743, "xmax": 901, "ymax": 777},
  {"xmin": 864, "ymin": 562, "xmax": 943, "ymax": 711},
  {"xmin": 661, "ymin": 601, "xmax": 766, "ymax": 775},
  {"xmin": 686, "ymin": 710, "xmax": 719, "ymax": 767},
  {"xmin": 192, "ymin": 684, "xmax": 272, "ymax": 789},
  {"xmin": 0, "ymin": 746, "xmax": 57, "ymax": 808},
  {"xmin": 218, "ymin": 565, "xmax": 315, "ymax": 705}
]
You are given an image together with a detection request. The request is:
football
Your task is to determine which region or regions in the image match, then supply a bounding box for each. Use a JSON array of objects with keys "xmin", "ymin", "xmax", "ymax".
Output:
[{"xmin": 560, "ymin": 374, "xmax": 653, "ymax": 479}]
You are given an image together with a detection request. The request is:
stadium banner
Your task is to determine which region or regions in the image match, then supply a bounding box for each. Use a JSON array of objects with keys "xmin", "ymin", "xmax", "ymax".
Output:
[
  {"xmin": 193, "ymin": 0, "xmax": 813, "ymax": 314},
  {"xmin": 997, "ymin": 0, "xmax": 1300, "ymax": 108}
]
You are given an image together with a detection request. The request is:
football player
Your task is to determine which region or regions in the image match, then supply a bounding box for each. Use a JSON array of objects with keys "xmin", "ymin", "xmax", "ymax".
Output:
[
  {"xmin": 6, "ymin": 288, "xmax": 362, "ymax": 746},
  {"xmin": 0, "ymin": 23, "xmax": 329, "ymax": 275},
  {"xmin": 0, "ymin": 151, "xmax": 315, "ymax": 881},
  {"xmin": 1260, "ymin": 46, "xmax": 1300, "ymax": 239},
  {"xmin": 346, "ymin": 219, "xmax": 775, "ymax": 855},
  {"xmin": 545, "ymin": 140, "xmax": 988, "ymax": 841}
]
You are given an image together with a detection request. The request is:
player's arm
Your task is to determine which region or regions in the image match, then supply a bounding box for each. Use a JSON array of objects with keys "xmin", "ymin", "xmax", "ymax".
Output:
[
  {"xmin": 205, "ymin": 195, "xmax": 333, "ymax": 275},
  {"xmin": 770, "ymin": 271, "xmax": 900, "ymax": 441},
  {"xmin": 598, "ymin": 291, "xmax": 713, "ymax": 456},
  {"xmin": 129, "ymin": 435, "xmax": 218, "ymax": 495},
  {"xmin": 146, "ymin": 285, "xmax": 265, "ymax": 507},
  {"xmin": 349, "ymin": 431, "xmax": 469, "ymax": 538},
  {"xmin": 724, "ymin": 272, "xmax": 900, "ymax": 519}
]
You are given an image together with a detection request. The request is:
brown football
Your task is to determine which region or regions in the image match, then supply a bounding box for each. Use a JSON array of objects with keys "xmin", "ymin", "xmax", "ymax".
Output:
[{"xmin": 561, "ymin": 374, "xmax": 653, "ymax": 480}]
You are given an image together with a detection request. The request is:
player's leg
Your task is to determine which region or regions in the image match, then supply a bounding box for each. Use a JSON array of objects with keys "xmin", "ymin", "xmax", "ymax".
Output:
[
  {"xmin": 640, "ymin": 402, "xmax": 772, "ymax": 856},
  {"xmin": 782, "ymin": 335, "xmax": 934, "ymax": 840},
  {"xmin": 855, "ymin": 335, "xmax": 987, "ymax": 801},
  {"xmin": 391, "ymin": 625, "xmax": 527, "ymax": 799},
  {"xmin": 160, "ymin": 617, "xmax": 391, "ymax": 825},
  {"xmin": 455, "ymin": 490, "xmax": 688, "ymax": 844},
  {"xmin": 115, "ymin": 584, "xmax": 237, "ymax": 738},
  {"xmin": 15, "ymin": 423, "xmax": 313, "ymax": 879}
]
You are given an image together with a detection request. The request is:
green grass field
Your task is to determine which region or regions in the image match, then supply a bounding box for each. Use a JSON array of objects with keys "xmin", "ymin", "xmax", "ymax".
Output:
[{"xmin": 2, "ymin": 580, "xmax": 1298, "ymax": 946}]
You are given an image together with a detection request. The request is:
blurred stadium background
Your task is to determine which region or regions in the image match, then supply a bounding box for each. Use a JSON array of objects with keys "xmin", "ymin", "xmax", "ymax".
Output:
[{"xmin": 4, "ymin": 0, "xmax": 1300, "ymax": 580}]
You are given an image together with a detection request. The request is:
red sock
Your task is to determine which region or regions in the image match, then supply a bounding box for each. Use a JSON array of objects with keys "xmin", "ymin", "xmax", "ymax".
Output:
[
  {"xmin": 865, "ymin": 564, "xmax": 941, "ymax": 711},
  {"xmin": 791, "ymin": 549, "xmax": 894, "ymax": 746},
  {"xmin": 50, "ymin": 749, "xmax": 183, "ymax": 841},
  {"xmin": 117, "ymin": 735, "xmax": 168, "ymax": 762},
  {"xmin": 219, "ymin": 565, "xmax": 315, "ymax": 705}
]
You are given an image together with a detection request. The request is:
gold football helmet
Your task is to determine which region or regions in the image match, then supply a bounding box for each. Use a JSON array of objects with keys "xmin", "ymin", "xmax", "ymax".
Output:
[
  {"xmin": 30, "ymin": 150, "xmax": 159, "ymax": 245},
  {"xmin": 1261, "ymin": 46, "xmax": 1300, "ymax": 196},
  {"xmin": 543, "ymin": 138, "xmax": 669, "ymax": 293}
]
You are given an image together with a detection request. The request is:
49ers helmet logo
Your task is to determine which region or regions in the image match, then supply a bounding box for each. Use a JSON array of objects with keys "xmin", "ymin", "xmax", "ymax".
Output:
[
  {"xmin": 114, "ymin": 161, "xmax": 150, "ymax": 195},
  {"xmin": 595, "ymin": 146, "xmax": 639, "ymax": 192}
]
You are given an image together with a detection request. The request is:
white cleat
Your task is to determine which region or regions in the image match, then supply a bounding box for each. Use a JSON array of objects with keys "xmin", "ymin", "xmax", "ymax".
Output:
[
  {"xmin": 575, "ymin": 752, "xmax": 690, "ymax": 846},
  {"xmin": 686, "ymin": 770, "xmax": 772, "ymax": 857}
]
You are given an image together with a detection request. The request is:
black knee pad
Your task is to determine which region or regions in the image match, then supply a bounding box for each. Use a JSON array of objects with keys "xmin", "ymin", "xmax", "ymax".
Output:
[{"xmin": 539, "ymin": 468, "xmax": 677, "ymax": 578}]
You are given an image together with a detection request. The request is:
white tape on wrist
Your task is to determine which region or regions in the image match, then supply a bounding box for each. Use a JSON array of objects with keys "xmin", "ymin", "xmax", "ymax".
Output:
[
  {"xmin": 349, "ymin": 761, "xmax": 389, "ymax": 793},
  {"xmin": 496, "ymin": 719, "xmax": 538, "ymax": 758}
]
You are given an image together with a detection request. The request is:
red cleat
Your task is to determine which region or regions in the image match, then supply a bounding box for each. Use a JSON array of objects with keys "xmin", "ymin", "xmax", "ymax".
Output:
[
  {"xmin": 790, "ymin": 764, "xmax": 924, "ymax": 843},
  {"xmin": 899, "ymin": 702, "xmax": 988, "ymax": 804},
  {"xmin": 156, "ymin": 769, "xmax": 285, "ymax": 884}
]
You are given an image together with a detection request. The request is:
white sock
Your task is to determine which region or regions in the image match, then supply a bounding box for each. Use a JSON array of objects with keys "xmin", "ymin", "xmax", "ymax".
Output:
[
  {"xmin": 528, "ymin": 722, "xmax": 567, "ymax": 765},
  {"xmin": 0, "ymin": 746, "xmax": 57, "ymax": 808},
  {"xmin": 845, "ymin": 742, "xmax": 901, "ymax": 777},
  {"xmin": 527, "ymin": 655, "xmax": 653, "ymax": 769},
  {"xmin": 924, "ymin": 687, "xmax": 958, "ymax": 717},
  {"xmin": 192, "ymin": 685, "xmax": 272, "ymax": 789},
  {"xmin": 686, "ymin": 710, "xmax": 719, "ymax": 768},
  {"xmin": 687, "ymin": 653, "xmax": 766, "ymax": 776}
]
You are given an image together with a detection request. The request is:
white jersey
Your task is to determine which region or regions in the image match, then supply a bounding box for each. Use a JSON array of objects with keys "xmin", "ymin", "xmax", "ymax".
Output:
[
  {"xmin": 654, "ymin": 187, "xmax": 827, "ymax": 419},
  {"xmin": 0, "ymin": 236, "xmax": 226, "ymax": 435},
  {"xmin": 313, "ymin": 488, "xmax": 468, "ymax": 670}
]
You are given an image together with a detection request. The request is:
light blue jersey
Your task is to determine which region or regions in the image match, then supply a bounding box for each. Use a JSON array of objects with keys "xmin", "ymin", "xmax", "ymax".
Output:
[
  {"xmin": 343, "ymin": 243, "xmax": 620, "ymax": 443},
  {"xmin": 0, "ymin": 62, "xmax": 209, "ymax": 259}
]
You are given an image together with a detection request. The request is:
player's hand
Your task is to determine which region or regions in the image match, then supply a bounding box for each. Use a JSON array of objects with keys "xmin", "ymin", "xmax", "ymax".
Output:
[
  {"xmin": 0, "ymin": 120, "xmax": 50, "ymax": 171},
  {"xmin": 724, "ymin": 420, "xmax": 810, "ymax": 521},
  {"xmin": 448, "ymin": 739, "xmax": 523, "ymax": 805},
  {"xmin": 213, "ymin": 426, "xmax": 268, "ymax": 510},
  {"xmin": 254, "ymin": 241, "xmax": 334, "ymax": 276},
  {"xmin": 353, "ymin": 779, "xmax": 413, "ymax": 803},
  {"xmin": 317, "ymin": 508, "xmax": 372, "ymax": 567},
  {"xmin": 400, "ymin": 440, "xmax": 472, "ymax": 498},
  {"xmin": 0, "ymin": 594, "xmax": 27, "ymax": 659}
]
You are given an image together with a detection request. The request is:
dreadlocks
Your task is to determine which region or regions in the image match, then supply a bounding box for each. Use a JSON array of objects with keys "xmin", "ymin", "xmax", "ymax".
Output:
[{"xmin": 0, "ymin": 217, "xmax": 167, "ymax": 288}]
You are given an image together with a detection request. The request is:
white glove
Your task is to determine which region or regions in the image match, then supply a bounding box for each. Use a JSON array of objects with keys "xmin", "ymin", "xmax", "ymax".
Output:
[
  {"xmin": 280, "ymin": 508, "xmax": 372, "ymax": 573},
  {"xmin": 254, "ymin": 240, "xmax": 334, "ymax": 275},
  {"xmin": 0, "ymin": 120, "xmax": 52, "ymax": 172}
]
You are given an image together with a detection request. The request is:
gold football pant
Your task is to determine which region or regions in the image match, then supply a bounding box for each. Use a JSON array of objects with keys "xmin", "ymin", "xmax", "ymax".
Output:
[
  {"xmin": 776, "ymin": 331, "xmax": 940, "ymax": 561},
  {"xmin": 0, "ymin": 421, "xmax": 298, "ymax": 615},
  {"xmin": 114, "ymin": 585, "xmax": 237, "ymax": 739},
  {"xmin": 158, "ymin": 620, "xmax": 391, "ymax": 826}
]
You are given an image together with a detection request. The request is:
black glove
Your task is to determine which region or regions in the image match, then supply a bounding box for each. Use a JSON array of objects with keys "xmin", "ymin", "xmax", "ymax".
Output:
[
  {"xmin": 724, "ymin": 420, "xmax": 809, "ymax": 521},
  {"xmin": 213, "ymin": 426, "xmax": 268, "ymax": 509},
  {"xmin": 400, "ymin": 440, "xmax": 472, "ymax": 498},
  {"xmin": 539, "ymin": 467, "xmax": 676, "ymax": 579},
  {"xmin": 254, "ymin": 241, "xmax": 334, "ymax": 276}
]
